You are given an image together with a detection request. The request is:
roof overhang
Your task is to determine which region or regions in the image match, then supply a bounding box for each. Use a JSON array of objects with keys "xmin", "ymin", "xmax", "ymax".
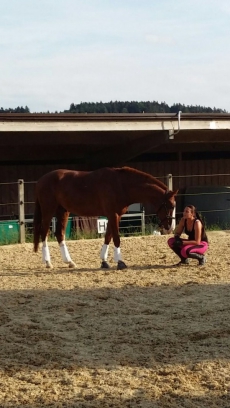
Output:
[
  {"xmin": 1, "ymin": 112, "xmax": 230, "ymax": 132},
  {"xmin": 1, "ymin": 113, "xmax": 230, "ymax": 168}
]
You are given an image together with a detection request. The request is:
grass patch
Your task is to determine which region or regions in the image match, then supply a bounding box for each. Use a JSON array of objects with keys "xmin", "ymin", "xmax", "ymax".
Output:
[{"xmin": 0, "ymin": 232, "xmax": 19, "ymax": 245}]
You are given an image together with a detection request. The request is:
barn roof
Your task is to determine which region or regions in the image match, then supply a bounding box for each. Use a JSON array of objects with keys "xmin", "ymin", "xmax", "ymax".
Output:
[{"xmin": 1, "ymin": 112, "xmax": 230, "ymax": 168}]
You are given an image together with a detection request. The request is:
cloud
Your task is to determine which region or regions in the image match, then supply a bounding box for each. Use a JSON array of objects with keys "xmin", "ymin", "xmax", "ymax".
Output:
[{"xmin": 145, "ymin": 35, "xmax": 174, "ymax": 45}]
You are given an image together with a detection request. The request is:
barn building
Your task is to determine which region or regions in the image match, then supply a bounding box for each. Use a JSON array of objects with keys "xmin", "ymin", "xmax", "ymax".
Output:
[{"xmin": 1, "ymin": 112, "xmax": 230, "ymax": 226}]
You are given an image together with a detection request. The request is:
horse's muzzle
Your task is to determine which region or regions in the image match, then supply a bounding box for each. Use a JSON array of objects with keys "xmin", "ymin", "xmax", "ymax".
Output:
[{"xmin": 161, "ymin": 226, "xmax": 173, "ymax": 235}]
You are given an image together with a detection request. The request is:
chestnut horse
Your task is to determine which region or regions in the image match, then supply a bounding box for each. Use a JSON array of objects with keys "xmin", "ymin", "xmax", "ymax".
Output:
[{"xmin": 33, "ymin": 166, "xmax": 178, "ymax": 270}]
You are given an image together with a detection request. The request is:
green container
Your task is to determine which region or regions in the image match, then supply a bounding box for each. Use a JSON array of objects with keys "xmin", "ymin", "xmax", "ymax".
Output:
[
  {"xmin": 52, "ymin": 217, "xmax": 72, "ymax": 239},
  {"xmin": 0, "ymin": 220, "xmax": 19, "ymax": 244},
  {"xmin": 65, "ymin": 217, "xmax": 72, "ymax": 239}
]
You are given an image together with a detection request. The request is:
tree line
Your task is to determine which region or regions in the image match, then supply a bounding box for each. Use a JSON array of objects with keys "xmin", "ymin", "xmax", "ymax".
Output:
[
  {"xmin": 0, "ymin": 106, "xmax": 30, "ymax": 113},
  {"xmin": 66, "ymin": 101, "xmax": 227, "ymax": 114},
  {"xmin": 0, "ymin": 101, "xmax": 227, "ymax": 114}
]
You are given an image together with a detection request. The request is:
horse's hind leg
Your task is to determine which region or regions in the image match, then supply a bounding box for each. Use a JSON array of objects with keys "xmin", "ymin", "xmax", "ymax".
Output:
[
  {"xmin": 55, "ymin": 207, "xmax": 76, "ymax": 268},
  {"xmin": 41, "ymin": 214, "xmax": 54, "ymax": 269}
]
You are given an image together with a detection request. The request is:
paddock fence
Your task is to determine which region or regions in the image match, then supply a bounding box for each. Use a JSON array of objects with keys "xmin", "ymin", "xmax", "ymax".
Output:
[{"xmin": 1, "ymin": 173, "xmax": 230, "ymax": 244}]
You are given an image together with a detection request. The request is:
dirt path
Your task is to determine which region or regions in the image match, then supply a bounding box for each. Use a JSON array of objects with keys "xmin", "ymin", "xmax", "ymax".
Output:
[{"xmin": 0, "ymin": 232, "xmax": 230, "ymax": 407}]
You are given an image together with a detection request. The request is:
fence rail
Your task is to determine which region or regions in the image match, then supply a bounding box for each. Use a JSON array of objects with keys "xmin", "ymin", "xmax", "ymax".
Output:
[{"xmin": 1, "ymin": 173, "xmax": 230, "ymax": 244}]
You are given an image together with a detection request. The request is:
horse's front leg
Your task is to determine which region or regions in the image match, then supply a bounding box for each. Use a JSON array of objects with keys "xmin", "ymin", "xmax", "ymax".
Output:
[
  {"xmin": 100, "ymin": 221, "xmax": 112, "ymax": 269},
  {"xmin": 106, "ymin": 214, "xmax": 127, "ymax": 270},
  {"xmin": 113, "ymin": 229, "xmax": 127, "ymax": 270}
]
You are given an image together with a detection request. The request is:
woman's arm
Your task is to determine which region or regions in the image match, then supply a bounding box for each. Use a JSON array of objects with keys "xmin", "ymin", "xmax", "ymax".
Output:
[
  {"xmin": 174, "ymin": 218, "xmax": 185, "ymax": 236},
  {"xmin": 181, "ymin": 220, "xmax": 202, "ymax": 246}
]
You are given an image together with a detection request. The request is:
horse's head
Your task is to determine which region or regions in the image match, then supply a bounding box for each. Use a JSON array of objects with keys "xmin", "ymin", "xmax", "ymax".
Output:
[{"xmin": 155, "ymin": 190, "xmax": 178, "ymax": 233}]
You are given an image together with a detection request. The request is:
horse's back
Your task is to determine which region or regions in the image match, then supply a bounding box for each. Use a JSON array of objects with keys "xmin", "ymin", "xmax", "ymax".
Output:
[
  {"xmin": 34, "ymin": 166, "xmax": 167, "ymax": 218},
  {"xmin": 37, "ymin": 169, "xmax": 87, "ymax": 183},
  {"xmin": 35, "ymin": 168, "xmax": 123, "ymax": 216}
]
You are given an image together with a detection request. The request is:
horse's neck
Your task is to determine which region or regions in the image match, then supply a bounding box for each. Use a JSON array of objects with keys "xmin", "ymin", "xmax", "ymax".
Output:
[{"xmin": 126, "ymin": 178, "xmax": 166, "ymax": 205}]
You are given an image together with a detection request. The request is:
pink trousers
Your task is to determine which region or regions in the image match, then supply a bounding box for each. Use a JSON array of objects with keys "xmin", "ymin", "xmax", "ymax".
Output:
[{"xmin": 168, "ymin": 237, "xmax": 209, "ymax": 259}]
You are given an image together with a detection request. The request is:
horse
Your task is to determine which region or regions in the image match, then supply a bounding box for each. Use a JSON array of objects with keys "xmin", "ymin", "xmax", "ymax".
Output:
[{"xmin": 33, "ymin": 166, "xmax": 178, "ymax": 270}]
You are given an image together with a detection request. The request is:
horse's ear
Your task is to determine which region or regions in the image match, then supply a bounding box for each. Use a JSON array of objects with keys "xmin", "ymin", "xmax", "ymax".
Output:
[{"xmin": 173, "ymin": 189, "xmax": 179, "ymax": 196}]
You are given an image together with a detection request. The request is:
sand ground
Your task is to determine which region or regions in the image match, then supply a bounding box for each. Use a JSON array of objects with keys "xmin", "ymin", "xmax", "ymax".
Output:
[{"xmin": 0, "ymin": 231, "xmax": 230, "ymax": 407}]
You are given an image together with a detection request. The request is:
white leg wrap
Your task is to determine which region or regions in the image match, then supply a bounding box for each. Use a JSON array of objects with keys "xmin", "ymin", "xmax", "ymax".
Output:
[
  {"xmin": 114, "ymin": 246, "xmax": 122, "ymax": 262},
  {"xmin": 59, "ymin": 241, "xmax": 72, "ymax": 263},
  {"xmin": 42, "ymin": 241, "xmax": 51, "ymax": 263},
  {"xmin": 100, "ymin": 244, "xmax": 109, "ymax": 261}
]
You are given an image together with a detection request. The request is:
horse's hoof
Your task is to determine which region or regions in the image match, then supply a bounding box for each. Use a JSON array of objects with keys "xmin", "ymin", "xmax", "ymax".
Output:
[
  {"xmin": 101, "ymin": 261, "xmax": 110, "ymax": 269},
  {"xmin": 68, "ymin": 261, "xmax": 77, "ymax": 268},
  {"xmin": 117, "ymin": 260, "xmax": 127, "ymax": 270},
  {"xmin": 46, "ymin": 261, "xmax": 53, "ymax": 269}
]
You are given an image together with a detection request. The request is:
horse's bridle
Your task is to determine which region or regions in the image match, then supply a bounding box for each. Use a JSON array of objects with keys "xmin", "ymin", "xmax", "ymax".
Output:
[{"xmin": 155, "ymin": 192, "xmax": 175, "ymax": 226}]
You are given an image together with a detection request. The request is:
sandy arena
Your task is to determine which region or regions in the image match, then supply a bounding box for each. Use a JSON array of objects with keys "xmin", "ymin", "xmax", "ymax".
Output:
[{"xmin": 0, "ymin": 231, "xmax": 230, "ymax": 407}]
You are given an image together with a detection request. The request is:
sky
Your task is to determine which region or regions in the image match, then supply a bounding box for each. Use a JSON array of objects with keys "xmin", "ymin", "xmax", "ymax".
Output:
[{"xmin": 1, "ymin": 0, "xmax": 230, "ymax": 113}]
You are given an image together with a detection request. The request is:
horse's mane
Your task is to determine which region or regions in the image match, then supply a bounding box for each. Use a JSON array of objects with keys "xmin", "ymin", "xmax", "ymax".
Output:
[{"xmin": 118, "ymin": 166, "xmax": 167, "ymax": 191}]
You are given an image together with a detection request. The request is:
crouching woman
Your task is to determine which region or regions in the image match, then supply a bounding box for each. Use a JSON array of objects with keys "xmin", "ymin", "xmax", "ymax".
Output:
[{"xmin": 168, "ymin": 205, "xmax": 209, "ymax": 266}]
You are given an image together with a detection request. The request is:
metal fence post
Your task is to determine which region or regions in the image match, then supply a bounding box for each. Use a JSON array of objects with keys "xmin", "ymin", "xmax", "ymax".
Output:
[
  {"xmin": 141, "ymin": 209, "xmax": 145, "ymax": 235},
  {"xmin": 166, "ymin": 174, "xmax": 176, "ymax": 231},
  {"xmin": 18, "ymin": 179, "xmax": 25, "ymax": 243}
]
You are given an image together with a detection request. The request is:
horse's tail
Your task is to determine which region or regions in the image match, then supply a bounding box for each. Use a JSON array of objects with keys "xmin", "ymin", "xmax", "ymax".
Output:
[{"xmin": 33, "ymin": 198, "xmax": 42, "ymax": 252}]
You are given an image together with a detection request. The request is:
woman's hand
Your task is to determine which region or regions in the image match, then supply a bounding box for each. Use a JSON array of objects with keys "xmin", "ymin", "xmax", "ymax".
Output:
[{"xmin": 174, "ymin": 235, "xmax": 183, "ymax": 248}]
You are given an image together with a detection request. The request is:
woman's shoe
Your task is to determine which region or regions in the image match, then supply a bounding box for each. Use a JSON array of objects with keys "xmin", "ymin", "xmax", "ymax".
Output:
[
  {"xmin": 174, "ymin": 258, "xmax": 189, "ymax": 266},
  {"xmin": 188, "ymin": 252, "xmax": 206, "ymax": 266},
  {"xmin": 199, "ymin": 255, "xmax": 206, "ymax": 266}
]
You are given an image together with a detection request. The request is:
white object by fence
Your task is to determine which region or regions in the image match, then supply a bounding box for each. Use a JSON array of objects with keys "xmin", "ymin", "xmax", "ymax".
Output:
[
  {"xmin": 97, "ymin": 211, "xmax": 145, "ymax": 235},
  {"xmin": 120, "ymin": 212, "xmax": 146, "ymax": 235},
  {"xmin": 97, "ymin": 218, "xmax": 108, "ymax": 234}
]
